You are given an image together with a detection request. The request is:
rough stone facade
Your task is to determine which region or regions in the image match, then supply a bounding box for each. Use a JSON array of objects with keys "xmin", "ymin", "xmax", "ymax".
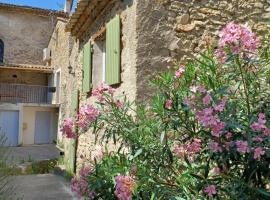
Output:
[
  {"xmin": 0, "ymin": 6, "xmax": 59, "ymax": 65},
  {"xmin": 51, "ymin": 0, "xmax": 270, "ymax": 170},
  {"xmin": 135, "ymin": 0, "xmax": 270, "ymax": 102}
]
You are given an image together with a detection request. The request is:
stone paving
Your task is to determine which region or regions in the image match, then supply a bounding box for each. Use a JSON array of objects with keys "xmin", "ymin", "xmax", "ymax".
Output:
[
  {"xmin": 7, "ymin": 144, "xmax": 60, "ymax": 165},
  {"xmin": 9, "ymin": 174, "xmax": 76, "ymax": 200}
]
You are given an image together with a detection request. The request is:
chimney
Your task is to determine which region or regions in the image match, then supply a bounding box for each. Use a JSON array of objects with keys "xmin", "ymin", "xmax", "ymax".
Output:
[{"xmin": 64, "ymin": 0, "xmax": 73, "ymax": 14}]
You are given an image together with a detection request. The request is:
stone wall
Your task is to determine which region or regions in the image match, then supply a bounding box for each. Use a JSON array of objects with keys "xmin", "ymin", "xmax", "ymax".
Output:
[
  {"xmin": 47, "ymin": 19, "xmax": 74, "ymax": 140},
  {"xmin": 0, "ymin": 9, "xmax": 58, "ymax": 65},
  {"xmin": 135, "ymin": 0, "xmax": 270, "ymax": 102},
  {"xmin": 73, "ymin": 0, "xmax": 138, "ymax": 168}
]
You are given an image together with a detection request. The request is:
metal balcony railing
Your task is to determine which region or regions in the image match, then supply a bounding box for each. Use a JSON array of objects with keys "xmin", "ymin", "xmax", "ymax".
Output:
[{"xmin": 0, "ymin": 83, "xmax": 55, "ymax": 104}]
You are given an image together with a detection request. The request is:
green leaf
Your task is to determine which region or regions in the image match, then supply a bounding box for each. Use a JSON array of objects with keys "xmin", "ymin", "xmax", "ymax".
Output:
[
  {"xmin": 133, "ymin": 148, "xmax": 143, "ymax": 159},
  {"xmin": 255, "ymin": 188, "xmax": 270, "ymax": 197}
]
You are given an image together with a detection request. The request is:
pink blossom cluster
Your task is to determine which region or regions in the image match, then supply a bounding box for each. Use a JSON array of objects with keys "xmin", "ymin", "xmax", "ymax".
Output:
[
  {"xmin": 71, "ymin": 166, "xmax": 96, "ymax": 199},
  {"xmin": 77, "ymin": 105, "xmax": 99, "ymax": 130},
  {"xmin": 174, "ymin": 138, "xmax": 202, "ymax": 161},
  {"xmin": 175, "ymin": 66, "xmax": 185, "ymax": 78},
  {"xmin": 114, "ymin": 175, "xmax": 135, "ymax": 200},
  {"xmin": 196, "ymin": 107, "xmax": 225, "ymax": 138},
  {"xmin": 204, "ymin": 185, "xmax": 217, "ymax": 198},
  {"xmin": 61, "ymin": 118, "xmax": 76, "ymax": 139},
  {"xmin": 92, "ymin": 83, "xmax": 116, "ymax": 102},
  {"xmin": 215, "ymin": 22, "xmax": 260, "ymax": 62},
  {"xmin": 165, "ymin": 99, "xmax": 173, "ymax": 109},
  {"xmin": 250, "ymin": 113, "xmax": 270, "ymax": 134}
]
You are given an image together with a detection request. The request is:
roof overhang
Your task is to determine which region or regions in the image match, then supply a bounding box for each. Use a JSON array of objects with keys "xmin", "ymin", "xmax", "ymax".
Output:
[
  {"xmin": 65, "ymin": 0, "xmax": 116, "ymax": 39},
  {"xmin": 0, "ymin": 63, "xmax": 54, "ymax": 73},
  {"xmin": 0, "ymin": 2, "xmax": 68, "ymax": 18}
]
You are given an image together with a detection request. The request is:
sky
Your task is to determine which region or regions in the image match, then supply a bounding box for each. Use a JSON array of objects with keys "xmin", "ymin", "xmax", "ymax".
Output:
[{"xmin": 0, "ymin": 0, "xmax": 77, "ymax": 11}]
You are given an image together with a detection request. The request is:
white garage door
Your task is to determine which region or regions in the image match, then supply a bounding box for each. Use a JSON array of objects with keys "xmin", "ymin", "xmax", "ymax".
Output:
[{"xmin": 0, "ymin": 111, "xmax": 19, "ymax": 146}]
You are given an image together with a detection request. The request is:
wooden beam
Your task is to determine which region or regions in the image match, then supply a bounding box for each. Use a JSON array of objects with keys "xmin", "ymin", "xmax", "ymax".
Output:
[
  {"xmin": 91, "ymin": 26, "xmax": 106, "ymax": 41},
  {"xmin": 77, "ymin": 0, "xmax": 115, "ymax": 40},
  {"xmin": 71, "ymin": 0, "xmax": 95, "ymax": 36}
]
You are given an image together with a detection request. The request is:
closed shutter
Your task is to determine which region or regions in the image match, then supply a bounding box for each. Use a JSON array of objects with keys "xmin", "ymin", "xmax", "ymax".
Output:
[
  {"xmin": 105, "ymin": 15, "xmax": 121, "ymax": 85},
  {"xmin": 82, "ymin": 41, "xmax": 92, "ymax": 93},
  {"xmin": 71, "ymin": 89, "xmax": 79, "ymax": 114}
]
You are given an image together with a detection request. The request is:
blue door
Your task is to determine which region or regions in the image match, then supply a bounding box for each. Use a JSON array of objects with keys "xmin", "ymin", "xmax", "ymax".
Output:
[
  {"xmin": 34, "ymin": 111, "xmax": 51, "ymax": 144},
  {"xmin": 0, "ymin": 111, "xmax": 19, "ymax": 146}
]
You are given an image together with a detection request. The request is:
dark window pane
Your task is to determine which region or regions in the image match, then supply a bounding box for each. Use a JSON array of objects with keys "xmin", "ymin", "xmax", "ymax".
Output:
[{"xmin": 0, "ymin": 39, "xmax": 4, "ymax": 63}]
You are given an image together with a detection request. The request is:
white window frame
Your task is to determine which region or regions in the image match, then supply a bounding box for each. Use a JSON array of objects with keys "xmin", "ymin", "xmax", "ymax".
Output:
[
  {"xmin": 102, "ymin": 41, "xmax": 106, "ymax": 82},
  {"xmin": 54, "ymin": 69, "xmax": 61, "ymax": 104}
]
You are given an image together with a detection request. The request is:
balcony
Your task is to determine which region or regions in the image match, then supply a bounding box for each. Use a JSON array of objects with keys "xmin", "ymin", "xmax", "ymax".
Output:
[{"xmin": 0, "ymin": 83, "xmax": 55, "ymax": 104}]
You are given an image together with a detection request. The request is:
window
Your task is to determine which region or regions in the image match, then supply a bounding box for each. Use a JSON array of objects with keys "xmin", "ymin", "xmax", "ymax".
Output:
[
  {"xmin": 0, "ymin": 39, "xmax": 4, "ymax": 63},
  {"xmin": 92, "ymin": 37, "xmax": 106, "ymax": 89},
  {"xmin": 54, "ymin": 70, "xmax": 61, "ymax": 104},
  {"xmin": 81, "ymin": 14, "xmax": 121, "ymax": 93}
]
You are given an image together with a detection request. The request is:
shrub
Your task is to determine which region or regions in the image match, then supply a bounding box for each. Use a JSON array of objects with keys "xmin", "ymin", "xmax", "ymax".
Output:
[
  {"xmin": 0, "ymin": 132, "xmax": 14, "ymax": 199},
  {"xmin": 63, "ymin": 22, "xmax": 270, "ymax": 199}
]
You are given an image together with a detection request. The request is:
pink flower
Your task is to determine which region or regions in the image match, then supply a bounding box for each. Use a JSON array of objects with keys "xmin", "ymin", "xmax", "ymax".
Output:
[
  {"xmin": 235, "ymin": 140, "xmax": 250, "ymax": 153},
  {"xmin": 252, "ymin": 136, "xmax": 263, "ymax": 142},
  {"xmin": 165, "ymin": 99, "xmax": 173, "ymax": 109},
  {"xmin": 188, "ymin": 138, "xmax": 202, "ymax": 154},
  {"xmin": 79, "ymin": 166, "xmax": 92, "ymax": 178},
  {"xmin": 254, "ymin": 147, "xmax": 265, "ymax": 160},
  {"xmin": 224, "ymin": 141, "xmax": 233, "ymax": 151},
  {"xmin": 92, "ymin": 83, "xmax": 115, "ymax": 102},
  {"xmin": 264, "ymin": 128, "xmax": 270, "ymax": 136},
  {"xmin": 61, "ymin": 118, "xmax": 76, "ymax": 139},
  {"xmin": 212, "ymin": 166, "xmax": 221, "ymax": 174},
  {"xmin": 250, "ymin": 113, "xmax": 266, "ymax": 132},
  {"xmin": 214, "ymin": 97, "xmax": 228, "ymax": 112},
  {"xmin": 226, "ymin": 132, "xmax": 233, "ymax": 140},
  {"xmin": 175, "ymin": 66, "xmax": 185, "ymax": 78},
  {"xmin": 204, "ymin": 185, "xmax": 217, "ymax": 198},
  {"xmin": 115, "ymin": 175, "xmax": 135, "ymax": 200},
  {"xmin": 215, "ymin": 22, "xmax": 259, "ymax": 62},
  {"xmin": 211, "ymin": 121, "xmax": 225, "ymax": 137},
  {"xmin": 71, "ymin": 167, "xmax": 95, "ymax": 199},
  {"xmin": 203, "ymin": 93, "xmax": 212, "ymax": 105},
  {"xmin": 116, "ymin": 100, "xmax": 124, "ymax": 109},
  {"xmin": 197, "ymin": 85, "xmax": 207, "ymax": 93},
  {"xmin": 209, "ymin": 141, "xmax": 222, "ymax": 153},
  {"xmin": 174, "ymin": 144, "xmax": 187, "ymax": 160},
  {"xmin": 77, "ymin": 105, "xmax": 99, "ymax": 130}
]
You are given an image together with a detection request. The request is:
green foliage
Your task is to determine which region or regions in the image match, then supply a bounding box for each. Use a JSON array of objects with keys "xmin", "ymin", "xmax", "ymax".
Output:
[{"xmin": 70, "ymin": 26, "xmax": 270, "ymax": 199}]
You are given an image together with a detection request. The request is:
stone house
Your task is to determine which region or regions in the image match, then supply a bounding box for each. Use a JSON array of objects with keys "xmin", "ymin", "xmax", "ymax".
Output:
[
  {"xmin": 47, "ymin": 0, "xmax": 270, "ymax": 172},
  {"xmin": 0, "ymin": 3, "xmax": 67, "ymax": 146}
]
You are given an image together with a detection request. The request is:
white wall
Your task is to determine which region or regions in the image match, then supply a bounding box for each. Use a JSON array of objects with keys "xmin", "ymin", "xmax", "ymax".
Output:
[{"xmin": 22, "ymin": 105, "xmax": 58, "ymax": 145}]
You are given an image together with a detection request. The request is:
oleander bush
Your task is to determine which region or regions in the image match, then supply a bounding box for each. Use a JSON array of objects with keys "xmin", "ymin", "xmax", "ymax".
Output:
[{"xmin": 63, "ymin": 22, "xmax": 270, "ymax": 199}]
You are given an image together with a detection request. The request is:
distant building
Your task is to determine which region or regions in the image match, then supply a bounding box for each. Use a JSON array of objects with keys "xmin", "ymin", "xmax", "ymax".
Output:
[{"xmin": 0, "ymin": 3, "xmax": 67, "ymax": 146}]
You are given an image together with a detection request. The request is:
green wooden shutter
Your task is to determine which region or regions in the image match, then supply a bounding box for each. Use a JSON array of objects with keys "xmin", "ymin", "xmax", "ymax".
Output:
[
  {"xmin": 71, "ymin": 89, "xmax": 79, "ymax": 115},
  {"xmin": 105, "ymin": 15, "xmax": 121, "ymax": 85},
  {"xmin": 67, "ymin": 90, "xmax": 79, "ymax": 173},
  {"xmin": 82, "ymin": 41, "xmax": 92, "ymax": 93},
  {"xmin": 66, "ymin": 139, "xmax": 76, "ymax": 173}
]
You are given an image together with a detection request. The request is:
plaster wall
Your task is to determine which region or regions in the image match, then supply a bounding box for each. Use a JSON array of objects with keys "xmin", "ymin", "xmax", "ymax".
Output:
[{"xmin": 0, "ymin": 9, "xmax": 57, "ymax": 65}]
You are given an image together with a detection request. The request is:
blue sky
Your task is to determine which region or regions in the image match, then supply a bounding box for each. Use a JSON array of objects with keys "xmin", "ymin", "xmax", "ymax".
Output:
[{"xmin": 0, "ymin": 0, "xmax": 77, "ymax": 11}]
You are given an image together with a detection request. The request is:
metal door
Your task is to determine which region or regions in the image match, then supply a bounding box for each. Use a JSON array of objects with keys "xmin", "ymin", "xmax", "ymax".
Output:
[
  {"xmin": 0, "ymin": 111, "xmax": 19, "ymax": 146},
  {"xmin": 34, "ymin": 111, "xmax": 51, "ymax": 144}
]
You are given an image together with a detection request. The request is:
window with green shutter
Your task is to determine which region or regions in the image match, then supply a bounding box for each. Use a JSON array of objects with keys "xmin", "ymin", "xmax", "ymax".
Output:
[
  {"xmin": 105, "ymin": 15, "xmax": 121, "ymax": 85},
  {"xmin": 82, "ymin": 41, "xmax": 92, "ymax": 93}
]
